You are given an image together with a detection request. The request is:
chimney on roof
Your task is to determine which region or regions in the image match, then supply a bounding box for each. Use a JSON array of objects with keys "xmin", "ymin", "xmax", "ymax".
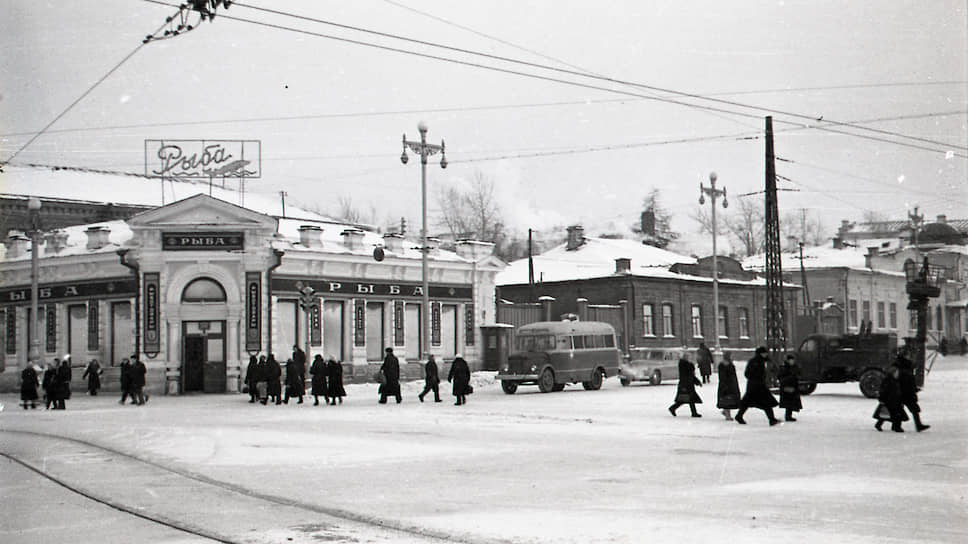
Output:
[
  {"xmin": 383, "ymin": 232, "xmax": 405, "ymax": 254},
  {"xmin": 456, "ymin": 239, "xmax": 495, "ymax": 261},
  {"xmin": 936, "ymin": 214, "xmax": 947, "ymax": 224},
  {"xmin": 539, "ymin": 295, "xmax": 555, "ymax": 322},
  {"xmin": 640, "ymin": 210, "xmax": 656, "ymax": 236},
  {"xmin": 426, "ymin": 236, "xmax": 440, "ymax": 253},
  {"xmin": 298, "ymin": 225, "xmax": 323, "ymax": 248},
  {"xmin": 340, "ymin": 228, "xmax": 364, "ymax": 251},
  {"xmin": 615, "ymin": 257, "xmax": 631, "ymax": 274},
  {"xmin": 85, "ymin": 226, "xmax": 111, "ymax": 250},
  {"xmin": 4, "ymin": 233, "xmax": 31, "ymax": 258},
  {"xmin": 44, "ymin": 230, "xmax": 69, "ymax": 254},
  {"xmin": 865, "ymin": 246, "xmax": 878, "ymax": 268},
  {"xmin": 566, "ymin": 225, "xmax": 585, "ymax": 251},
  {"xmin": 576, "ymin": 297, "xmax": 589, "ymax": 321},
  {"xmin": 832, "ymin": 237, "xmax": 844, "ymax": 249}
]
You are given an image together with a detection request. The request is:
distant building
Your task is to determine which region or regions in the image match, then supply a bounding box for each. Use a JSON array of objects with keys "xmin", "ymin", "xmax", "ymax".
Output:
[
  {"xmin": 0, "ymin": 167, "xmax": 504, "ymax": 395},
  {"xmin": 497, "ymin": 225, "xmax": 801, "ymax": 358}
]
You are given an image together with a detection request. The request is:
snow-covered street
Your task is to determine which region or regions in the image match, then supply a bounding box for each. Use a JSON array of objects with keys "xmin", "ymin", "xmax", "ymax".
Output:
[{"xmin": 2, "ymin": 356, "xmax": 966, "ymax": 544}]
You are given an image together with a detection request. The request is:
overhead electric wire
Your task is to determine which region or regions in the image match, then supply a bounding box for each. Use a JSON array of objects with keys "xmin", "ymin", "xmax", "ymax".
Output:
[
  {"xmin": 0, "ymin": 12, "xmax": 179, "ymax": 167},
  {"xmin": 218, "ymin": 1, "xmax": 966, "ymax": 156}
]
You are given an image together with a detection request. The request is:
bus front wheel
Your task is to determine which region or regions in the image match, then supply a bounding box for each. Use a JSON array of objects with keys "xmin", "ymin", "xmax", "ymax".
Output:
[
  {"xmin": 501, "ymin": 380, "xmax": 518, "ymax": 395},
  {"xmin": 538, "ymin": 368, "xmax": 556, "ymax": 393}
]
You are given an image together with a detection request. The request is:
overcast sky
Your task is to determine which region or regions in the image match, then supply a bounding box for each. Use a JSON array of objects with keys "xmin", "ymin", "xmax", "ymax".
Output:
[{"xmin": 2, "ymin": 1, "xmax": 965, "ymax": 254}]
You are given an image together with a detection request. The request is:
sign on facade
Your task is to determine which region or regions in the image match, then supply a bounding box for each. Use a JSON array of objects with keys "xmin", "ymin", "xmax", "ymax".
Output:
[
  {"xmin": 145, "ymin": 140, "xmax": 261, "ymax": 179},
  {"xmin": 163, "ymin": 232, "xmax": 244, "ymax": 251},
  {"xmin": 143, "ymin": 273, "xmax": 160, "ymax": 355},
  {"xmin": 245, "ymin": 272, "xmax": 261, "ymax": 353}
]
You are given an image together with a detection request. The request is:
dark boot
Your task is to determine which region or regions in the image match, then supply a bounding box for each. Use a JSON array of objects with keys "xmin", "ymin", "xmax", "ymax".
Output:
[
  {"xmin": 875, "ymin": 420, "xmax": 884, "ymax": 431},
  {"xmin": 314, "ymin": 396, "xmax": 319, "ymax": 406},
  {"xmin": 735, "ymin": 407, "xmax": 747, "ymax": 424}
]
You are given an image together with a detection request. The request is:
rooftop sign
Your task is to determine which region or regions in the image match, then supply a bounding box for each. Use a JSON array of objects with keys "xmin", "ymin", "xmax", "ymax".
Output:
[{"xmin": 145, "ymin": 139, "xmax": 261, "ymax": 179}]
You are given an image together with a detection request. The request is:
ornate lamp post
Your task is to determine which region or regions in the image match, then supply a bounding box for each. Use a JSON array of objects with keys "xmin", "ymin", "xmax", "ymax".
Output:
[
  {"xmin": 27, "ymin": 197, "xmax": 42, "ymax": 370},
  {"xmin": 400, "ymin": 122, "xmax": 447, "ymax": 359},
  {"xmin": 699, "ymin": 172, "xmax": 727, "ymax": 354}
]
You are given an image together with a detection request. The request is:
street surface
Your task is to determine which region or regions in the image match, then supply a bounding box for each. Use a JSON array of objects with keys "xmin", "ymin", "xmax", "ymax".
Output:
[{"xmin": 2, "ymin": 356, "xmax": 966, "ymax": 544}]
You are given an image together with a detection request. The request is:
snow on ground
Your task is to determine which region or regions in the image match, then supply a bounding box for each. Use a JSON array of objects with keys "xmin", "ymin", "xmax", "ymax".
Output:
[{"xmin": 1, "ymin": 356, "xmax": 966, "ymax": 543}]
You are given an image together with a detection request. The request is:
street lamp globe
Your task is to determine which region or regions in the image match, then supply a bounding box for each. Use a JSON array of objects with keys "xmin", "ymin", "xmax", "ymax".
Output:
[
  {"xmin": 709, "ymin": 171, "xmax": 717, "ymax": 183},
  {"xmin": 418, "ymin": 120, "xmax": 428, "ymax": 134}
]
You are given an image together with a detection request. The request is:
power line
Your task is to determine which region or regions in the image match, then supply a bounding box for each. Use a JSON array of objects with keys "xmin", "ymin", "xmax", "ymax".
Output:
[
  {"xmin": 0, "ymin": 10, "xmax": 182, "ymax": 168},
  {"xmin": 217, "ymin": 1, "xmax": 966, "ymax": 156}
]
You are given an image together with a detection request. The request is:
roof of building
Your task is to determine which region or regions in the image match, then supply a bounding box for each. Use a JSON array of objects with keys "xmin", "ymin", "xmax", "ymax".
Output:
[{"xmin": 742, "ymin": 243, "xmax": 906, "ymax": 277}]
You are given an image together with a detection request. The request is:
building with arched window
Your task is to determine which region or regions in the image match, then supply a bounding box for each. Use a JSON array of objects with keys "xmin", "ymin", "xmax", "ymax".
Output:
[{"xmin": 1, "ymin": 186, "xmax": 503, "ymax": 395}]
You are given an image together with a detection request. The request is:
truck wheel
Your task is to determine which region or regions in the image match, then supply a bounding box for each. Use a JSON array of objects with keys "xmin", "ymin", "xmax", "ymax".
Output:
[
  {"xmin": 620, "ymin": 377, "xmax": 631, "ymax": 387},
  {"xmin": 538, "ymin": 368, "xmax": 556, "ymax": 393},
  {"xmin": 798, "ymin": 383, "xmax": 817, "ymax": 395},
  {"xmin": 649, "ymin": 370, "xmax": 662, "ymax": 386},
  {"xmin": 582, "ymin": 368, "xmax": 604, "ymax": 390},
  {"xmin": 859, "ymin": 370, "xmax": 884, "ymax": 399},
  {"xmin": 500, "ymin": 381, "xmax": 518, "ymax": 395}
]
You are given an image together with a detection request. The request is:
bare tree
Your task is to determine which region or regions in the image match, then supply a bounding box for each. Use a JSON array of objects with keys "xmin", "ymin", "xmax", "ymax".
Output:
[
  {"xmin": 633, "ymin": 187, "xmax": 679, "ymax": 248},
  {"xmin": 781, "ymin": 209, "xmax": 828, "ymax": 249},
  {"xmin": 435, "ymin": 170, "xmax": 507, "ymax": 251},
  {"xmin": 333, "ymin": 195, "xmax": 378, "ymax": 227}
]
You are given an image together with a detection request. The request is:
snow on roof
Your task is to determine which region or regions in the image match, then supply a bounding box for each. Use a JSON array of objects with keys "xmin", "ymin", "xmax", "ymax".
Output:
[
  {"xmin": 0, "ymin": 219, "xmax": 133, "ymax": 262},
  {"xmin": 274, "ymin": 218, "xmax": 466, "ymax": 262},
  {"xmin": 741, "ymin": 243, "xmax": 906, "ymax": 274},
  {"xmin": 498, "ymin": 237, "xmax": 706, "ymax": 285},
  {"xmin": 0, "ymin": 165, "xmax": 334, "ymax": 222}
]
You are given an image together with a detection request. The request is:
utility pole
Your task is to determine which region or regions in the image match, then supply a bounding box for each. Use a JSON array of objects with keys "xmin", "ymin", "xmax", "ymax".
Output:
[
  {"xmin": 908, "ymin": 206, "xmax": 924, "ymax": 263},
  {"xmin": 400, "ymin": 122, "xmax": 447, "ymax": 360},
  {"xmin": 764, "ymin": 116, "xmax": 787, "ymax": 358},
  {"xmin": 528, "ymin": 228, "xmax": 535, "ymax": 302},
  {"xmin": 279, "ymin": 191, "xmax": 288, "ymax": 219},
  {"xmin": 699, "ymin": 172, "xmax": 728, "ymax": 354}
]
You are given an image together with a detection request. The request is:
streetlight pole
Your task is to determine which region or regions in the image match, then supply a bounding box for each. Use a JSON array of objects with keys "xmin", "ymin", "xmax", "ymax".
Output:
[
  {"xmin": 699, "ymin": 172, "xmax": 727, "ymax": 354},
  {"xmin": 401, "ymin": 122, "xmax": 447, "ymax": 360},
  {"xmin": 27, "ymin": 197, "xmax": 42, "ymax": 371}
]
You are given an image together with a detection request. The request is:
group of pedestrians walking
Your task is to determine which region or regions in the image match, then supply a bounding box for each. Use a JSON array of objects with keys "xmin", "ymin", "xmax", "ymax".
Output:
[
  {"xmin": 20, "ymin": 355, "xmax": 73, "ymax": 410},
  {"xmin": 872, "ymin": 350, "xmax": 929, "ymax": 433},
  {"xmin": 670, "ymin": 346, "xmax": 802, "ymax": 426},
  {"xmin": 244, "ymin": 346, "xmax": 346, "ymax": 406},
  {"xmin": 380, "ymin": 348, "xmax": 471, "ymax": 406},
  {"xmin": 118, "ymin": 356, "xmax": 148, "ymax": 405}
]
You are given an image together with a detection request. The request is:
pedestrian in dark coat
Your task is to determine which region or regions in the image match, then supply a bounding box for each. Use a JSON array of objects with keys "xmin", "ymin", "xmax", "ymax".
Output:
[
  {"xmin": 118, "ymin": 358, "xmax": 133, "ymax": 405},
  {"xmin": 43, "ymin": 361, "xmax": 57, "ymax": 409},
  {"xmin": 131, "ymin": 357, "xmax": 147, "ymax": 405},
  {"xmin": 267, "ymin": 354, "xmax": 282, "ymax": 405},
  {"xmin": 717, "ymin": 352, "xmax": 741, "ymax": 420},
  {"xmin": 696, "ymin": 342, "xmax": 714, "ymax": 384},
  {"xmin": 309, "ymin": 354, "xmax": 328, "ymax": 405},
  {"xmin": 284, "ymin": 355, "xmax": 306, "ymax": 404},
  {"xmin": 448, "ymin": 355, "xmax": 472, "ymax": 406},
  {"xmin": 21, "ymin": 365, "xmax": 40, "ymax": 409},
  {"xmin": 245, "ymin": 355, "xmax": 260, "ymax": 403},
  {"xmin": 379, "ymin": 348, "xmax": 402, "ymax": 404},
  {"xmin": 897, "ymin": 353, "xmax": 929, "ymax": 432},
  {"xmin": 777, "ymin": 354, "xmax": 802, "ymax": 422},
  {"xmin": 53, "ymin": 356, "xmax": 72, "ymax": 410},
  {"xmin": 735, "ymin": 347, "xmax": 779, "ymax": 426},
  {"xmin": 256, "ymin": 355, "xmax": 270, "ymax": 404},
  {"xmin": 873, "ymin": 364, "xmax": 907, "ymax": 432},
  {"xmin": 326, "ymin": 356, "xmax": 346, "ymax": 404},
  {"xmin": 668, "ymin": 357, "xmax": 702, "ymax": 417},
  {"xmin": 82, "ymin": 359, "xmax": 103, "ymax": 396},
  {"xmin": 418, "ymin": 354, "xmax": 442, "ymax": 403}
]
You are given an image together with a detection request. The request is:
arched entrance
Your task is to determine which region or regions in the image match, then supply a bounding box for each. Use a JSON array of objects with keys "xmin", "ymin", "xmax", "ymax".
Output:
[{"xmin": 181, "ymin": 277, "xmax": 228, "ymax": 393}]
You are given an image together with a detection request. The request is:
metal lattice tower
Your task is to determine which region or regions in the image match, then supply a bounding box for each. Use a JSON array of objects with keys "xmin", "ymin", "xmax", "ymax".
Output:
[{"xmin": 763, "ymin": 116, "xmax": 786, "ymax": 353}]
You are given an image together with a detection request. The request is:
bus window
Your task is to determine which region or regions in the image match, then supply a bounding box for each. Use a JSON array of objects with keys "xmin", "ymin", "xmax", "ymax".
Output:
[
  {"xmin": 573, "ymin": 336, "xmax": 585, "ymax": 349},
  {"xmin": 585, "ymin": 335, "xmax": 601, "ymax": 348},
  {"xmin": 557, "ymin": 335, "xmax": 572, "ymax": 350},
  {"xmin": 516, "ymin": 334, "xmax": 555, "ymax": 352},
  {"xmin": 603, "ymin": 334, "xmax": 615, "ymax": 348}
]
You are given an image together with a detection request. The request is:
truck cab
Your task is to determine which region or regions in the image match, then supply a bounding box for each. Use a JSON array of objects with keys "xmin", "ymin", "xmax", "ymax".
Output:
[{"xmin": 794, "ymin": 332, "xmax": 900, "ymax": 398}]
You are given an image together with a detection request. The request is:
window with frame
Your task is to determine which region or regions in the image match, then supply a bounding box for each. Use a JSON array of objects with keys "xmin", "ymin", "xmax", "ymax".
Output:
[
  {"xmin": 738, "ymin": 308, "xmax": 750, "ymax": 338},
  {"xmin": 889, "ymin": 302, "xmax": 897, "ymax": 329},
  {"xmin": 662, "ymin": 303, "xmax": 674, "ymax": 337},
  {"xmin": 642, "ymin": 304, "xmax": 655, "ymax": 337},
  {"xmin": 862, "ymin": 301, "xmax": 871, "ymax": 326},
  {"xmin": 849, "ymin": 299, "xmax": 858, "ymax": 328},
  {"xmin": 182, "ymin": 277, "xmax": 226, "ymax": 303},
  {"xmin": 691, "ymin": 305, "xmax": 703, "ymax": 338},
  {"xmin": 718, "ymin": 305, "xmax": 729, "ymax": 338},
  {"xmin": 936, "ymin": 306, "xmax": 943, "ymax": 331},
  {"xmin": 877, "ymin": 301, "xmax": 886, "ymax": 329}
]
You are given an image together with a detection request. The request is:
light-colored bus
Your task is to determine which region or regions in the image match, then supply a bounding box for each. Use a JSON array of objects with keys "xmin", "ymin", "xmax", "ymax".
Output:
[{"xmin": 497, "ymin": 321, "xmax": 622, "ymax": 394}]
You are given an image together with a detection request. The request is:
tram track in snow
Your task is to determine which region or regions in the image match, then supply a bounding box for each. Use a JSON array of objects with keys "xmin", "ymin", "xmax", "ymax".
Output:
[{"xmin": 1, "ymin": 429, "xmax": 508, "ymax": 544}]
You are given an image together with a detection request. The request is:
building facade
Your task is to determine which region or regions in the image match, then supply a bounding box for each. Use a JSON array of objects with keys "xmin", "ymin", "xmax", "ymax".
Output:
[{"xmin": 0, "ymin": 194, "xmax": 503, "ymax": 394}]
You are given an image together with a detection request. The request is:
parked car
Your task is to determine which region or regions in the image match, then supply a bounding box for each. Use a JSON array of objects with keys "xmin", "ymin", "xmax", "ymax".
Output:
[{"xmin": 619, "ymin": 349, "xmax": 681, "ymax": 386}]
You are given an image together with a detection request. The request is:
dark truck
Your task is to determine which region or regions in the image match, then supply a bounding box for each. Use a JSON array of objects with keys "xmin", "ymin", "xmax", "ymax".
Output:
[{"xmin": 792, "ymin": 332, "xmax": 915, "ymax": 398}]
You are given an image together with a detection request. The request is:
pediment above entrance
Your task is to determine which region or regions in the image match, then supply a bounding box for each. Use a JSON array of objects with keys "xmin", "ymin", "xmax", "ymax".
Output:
[{"xmin": 127, "ymin": 193, "xmax": 278, "ymax": 231}]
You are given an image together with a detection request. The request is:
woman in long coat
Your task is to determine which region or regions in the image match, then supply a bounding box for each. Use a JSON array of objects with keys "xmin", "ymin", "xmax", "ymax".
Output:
[
  {"xmin": 447, "ymin": 355, "xmax": 471, "ymax": 406},
  {"xmin": 309, "ymin": 354, "xmax": 328, "ymax": 406},
  {"xmin": 284, "ymin": 356, "xmax": 305, "ymax": 404},
  {"xmin": 378, "ymin": 348, "xmax": 401, "ymax": 404},
  {"xmin": 43, "ymin": 360, "xmax": 58, "ymax": 409},
  {"xmin": 245, "ymin": 355, "xmax": 260, "ymax": 403},
  {"xmin": 716, "ymin": 352, "xmax": 741, "ymax": 420},
  {"xmin": 735, "ymin": 347, "xmax": 779, "ymax": 426},
  {"xmin": 82, "ymin": 359, "xmax": 102, "ymax": 396},
  {"xmin": 326, "ymin": 356, "xmax": 346, "ymax": 405},
  {"xmin": 267, "ymin": 354, "xmax": 282, "ymax": 405},
  {"xmin": 668, "ymin": 358, "xmax": 702, "ymax": 417},
  {"xmin": 696, "ymin": 342, "xmax": 714, "ymax": 384},
  {"xmin": 873, "ymin": 364, "xmax": 907, "ymax": 432},
  {"xmin": 777, "ymin": 354, "xmax": 803, "ymax": 422},
  {"xmin": 53, "ymin": 356, "xmax": 72, "ymax": 410},
  {"xmin": 20, "ymin": 364, "xmax": 40, "ymax": 409}
]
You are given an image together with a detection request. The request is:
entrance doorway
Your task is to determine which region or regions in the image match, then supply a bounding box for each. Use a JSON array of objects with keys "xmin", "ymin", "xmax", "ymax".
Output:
[{"xmin": 182, "ymin": 320, "xmax": 226, "ymax": 393}]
